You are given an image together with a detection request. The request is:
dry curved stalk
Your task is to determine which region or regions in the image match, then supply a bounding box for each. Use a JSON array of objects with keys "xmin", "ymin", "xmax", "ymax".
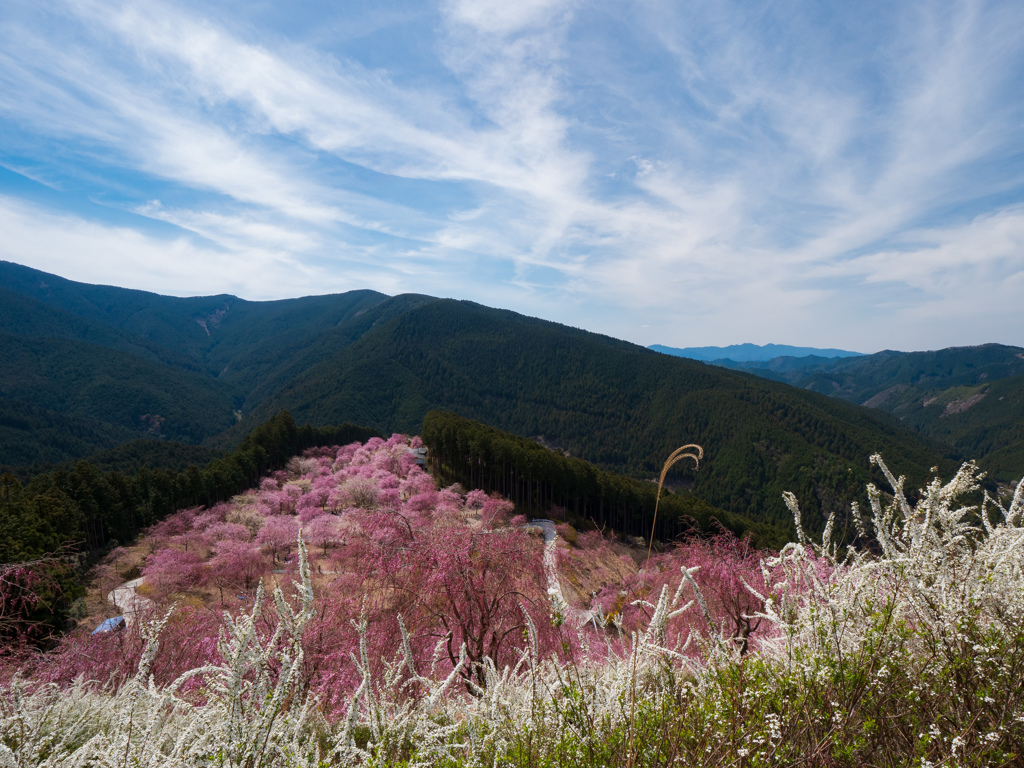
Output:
[
  {"xmin": 645, "ymin": 444, "xmax": 703, "ymax": 572},
  {"xmin": 629, "ymin": 442, "xmax": 702, "ymax": 768}
]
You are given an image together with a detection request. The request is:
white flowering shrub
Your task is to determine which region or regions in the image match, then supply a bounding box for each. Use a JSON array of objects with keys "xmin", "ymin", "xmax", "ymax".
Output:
[{"xmin": 2, "ymin": 455, "xmax": 1023, "ymax": 767}]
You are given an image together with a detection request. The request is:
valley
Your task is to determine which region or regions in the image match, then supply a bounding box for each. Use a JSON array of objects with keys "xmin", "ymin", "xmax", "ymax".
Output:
[
  {"xmin": 688, "ymin": 343, "xmax": 1024, "ymax": 480},
  {"xmin": 1, "ymin": 260, "xmax": 986, "ymax": 538}
]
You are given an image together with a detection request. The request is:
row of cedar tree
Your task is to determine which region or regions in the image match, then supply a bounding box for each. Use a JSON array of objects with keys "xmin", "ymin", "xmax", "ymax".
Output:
[
  {"xmin": 422, "ymin": 411, "xmax": 786, "ymax": 547},
  {"xmin": 1, "ymin": 409, "xmax": 786, "ymax": 646}
]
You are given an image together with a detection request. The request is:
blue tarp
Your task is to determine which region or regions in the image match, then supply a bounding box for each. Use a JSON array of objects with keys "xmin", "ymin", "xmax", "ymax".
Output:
[{"xmin": 92, "ymin": 616, "xmax": 126, "ymax": 634}]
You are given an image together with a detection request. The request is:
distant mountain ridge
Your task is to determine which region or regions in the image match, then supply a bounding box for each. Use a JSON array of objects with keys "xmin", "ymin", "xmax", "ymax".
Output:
[
  {"xmin": 650, "ymin": 343, "xmax": 865, "ymax": 362},
  {"xmin": 702, "ymin": 345, "xmax": 1024, "ymax": 481}
]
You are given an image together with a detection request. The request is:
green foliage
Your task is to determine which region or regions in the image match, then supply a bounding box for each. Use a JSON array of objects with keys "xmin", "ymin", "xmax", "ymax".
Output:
[
  {"xmin": 80, "ymin": 440, "xmax": 224, "ymax": 475},
  {"xmin": 0, "ymin": 286, "xmax": 192, "ymax": 367},
  {"xmin": 0, "ymin": 332, "xmax": 236, "ymax": 443},
  {"xmin": 723, "ymin": 343, "xmax": 1024, "ymax": 480},
  {"xmin": 423, "ymin": 411, "xmax": 788, "ymax": 547},
  {"xmin": 0, "ymin": 397, "xmax": 138, "ymax": 469},
  {"xmin": 0, "ymin": 261, "xmax": 955, "ymax": 533}
]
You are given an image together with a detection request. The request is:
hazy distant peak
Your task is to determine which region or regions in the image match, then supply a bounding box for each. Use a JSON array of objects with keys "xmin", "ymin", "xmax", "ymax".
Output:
[{"xmin": 649, "ymin": 343, "xmax": 864, "ymax": 363}]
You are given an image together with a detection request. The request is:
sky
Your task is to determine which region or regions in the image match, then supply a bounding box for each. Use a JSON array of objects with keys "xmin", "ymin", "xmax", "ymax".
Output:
[{"xmin": 1, "ymin": 0, "xmax": 1023, "ymax": 353}]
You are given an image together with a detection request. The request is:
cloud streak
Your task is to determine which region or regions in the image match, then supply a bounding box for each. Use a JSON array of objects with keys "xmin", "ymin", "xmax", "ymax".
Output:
[{"xmin": 0, "ymin": 0, "xmax": 1022, "ymax": 350}]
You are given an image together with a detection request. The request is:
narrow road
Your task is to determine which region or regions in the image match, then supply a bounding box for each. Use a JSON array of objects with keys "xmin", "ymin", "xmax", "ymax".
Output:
[
  {"xmin": 107, "ymin": 577, "xmax": 155, "ymax": 626},
  {"xmin": 527, "ymin": 519, "xmax": 595, "ymax": 628},
  {"xmin": 527, "ymin": 518, "xmax": 557, "ymax": 543}
]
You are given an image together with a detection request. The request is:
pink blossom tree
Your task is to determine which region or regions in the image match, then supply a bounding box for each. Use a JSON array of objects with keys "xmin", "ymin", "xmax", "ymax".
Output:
[
  {"xmin": 481, "ymin": 496, "xmax": 515, "ymax": 528},
  {"xmin": 207, "ymin": 539, "xmax": 267, "ymax": 600},
  {"xmin": 173, "ymin": 525, "xmax": 207, "ymax": 554},
  {"xmin": 304, "ymin": 514, "xmax": 344, "ymax": 558},
  {"xmin": 370, "ymin": 523, "xmax": 551, "ymax": 689},
  {"xmin": 203, "ymin": 521, "xmax": 251, "ymax": 543},
  {"xmin": 670, "ymin": 533, "xmax": 769, "ymax": 655},
  {"xmin": 256, "ymin": 515, "xmax": 300, "ymax": 564},
  {"xmin": 142, "ymin": 548, "xmax": 205, "ymax": 602}
]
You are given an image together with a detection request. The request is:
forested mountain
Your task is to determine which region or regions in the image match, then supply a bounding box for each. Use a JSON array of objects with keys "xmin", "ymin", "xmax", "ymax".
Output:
[
  {"xmin": 706, "ymin": 344, "xmax": 1024, "ymax": 479},
  {"xmin": 0, "ymin": 260, "xmax": 982, "ymax": 533},
  {"xmin": 0, "ymin": 332, "xmax": 236, "ymax": 443},
  {"xmin": 239, "ymin": 299, "xmax": 954, "ymax": 532},
  {"xmin": 0, "ymin": 261, "xmax": 390, "ymax": 383},
  {"xmin": 0, "ymin": 261, "xmax": 392, "ymax": 464}
]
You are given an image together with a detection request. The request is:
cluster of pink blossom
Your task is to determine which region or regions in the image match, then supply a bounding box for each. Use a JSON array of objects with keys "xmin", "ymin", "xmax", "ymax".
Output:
[
  {"xmin": 29, "ymin": 433, "xmax": 794, "ymax": 713},
  {"xmin": 132, "ymin": 435, "xmax": 442, "ymax": 600},
  {"xmin": 576, "ymin": 531, "xmax": 781, "ymax": 656},
  {"xmin": 35, "ymin": 435, "xmax": 567, "ymax": 708}
]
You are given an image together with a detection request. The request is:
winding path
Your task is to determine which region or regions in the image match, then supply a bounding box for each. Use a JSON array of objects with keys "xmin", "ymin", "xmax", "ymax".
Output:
[
  {"xmin": 527, "ymin": 519, "xmax": 596, "ymax": 628},
  {"xmin": 526, "ymin": 518, "xmax": 557, "ymax": 543},
  {"xmin": 106, "ymin": 577, "xmax": 155, "ymax": 626}
]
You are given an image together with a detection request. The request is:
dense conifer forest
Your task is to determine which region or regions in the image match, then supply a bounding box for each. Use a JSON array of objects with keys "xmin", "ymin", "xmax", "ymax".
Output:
[
  {"xmin": 424, "ymin": 410, "xmax": 788, "ymax": 547},
  {"xmin": 0, "ymin": 260, "xmax": 990, "ymax": 535}
]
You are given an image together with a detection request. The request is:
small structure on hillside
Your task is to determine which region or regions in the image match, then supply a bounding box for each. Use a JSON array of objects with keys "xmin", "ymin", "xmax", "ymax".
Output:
[
  {"xmin": 91, "ymin": 616, "xmax": 126, "ymax": 635},
  {"xmin": 409, "ymin": 446, "xmax": 427, "ymax": 466}
]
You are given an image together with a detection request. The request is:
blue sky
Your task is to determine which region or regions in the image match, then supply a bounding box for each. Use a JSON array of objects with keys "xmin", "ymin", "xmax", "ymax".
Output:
[{"xmin": 1, "ymin": 0, "xmax": 1023, "ymax": 352}]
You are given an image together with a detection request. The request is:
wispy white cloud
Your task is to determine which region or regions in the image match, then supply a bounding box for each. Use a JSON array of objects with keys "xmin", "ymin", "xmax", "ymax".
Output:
[
  {"xmin": 443, "ymin": 0, "xmax": 570, "ymax": 36},
  {"xmin": 0, "ymin": 194, "xmax": 307, "ymax": 298},
  {"xmin": 0, "ymin": 0, "xmax": 1021, "ymax": 349}
]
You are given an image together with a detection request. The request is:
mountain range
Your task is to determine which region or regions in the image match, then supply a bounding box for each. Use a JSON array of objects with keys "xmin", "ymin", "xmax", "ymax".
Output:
[
  {"xmin": 3, "ymin": 259, "xmax": 1021, "ymax": 538},
  {"xmin": 701, "ymin": 347, "xmax": 1024, "ymax": 481},
  {"xmin": 649, "ymin": 343, "xmax": 864, "ymax": 362}
]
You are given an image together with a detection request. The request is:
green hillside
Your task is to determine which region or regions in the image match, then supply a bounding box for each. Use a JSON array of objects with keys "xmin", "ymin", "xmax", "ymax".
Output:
[
  {"xmin": 0, "ymin": 262, "xmax": 235, "ymax": 366},
  {"xmin": 0, "ymin": 332, "xmax": 237, "ymax": 443},
  {"xmin": 246, "ymin": 299, "xmax": 955, "ymax": 535},
  {"xmin": 0, "ymin": 261, "xmax": 982, "ymax": 535},
  {"xmin": 796, "ymin": 345, "xmax": 1024, "ymax": 402},
  {"xmin": 217, "ymin": 293, "xmax": 436, "ymax": 408},
  {"xmin": 79, "ymin": 439, "xmax": 224, "ymax": 475},
  {"xmin": 894, "ymin": 376, "xmax": 1024, "ymax": 481},
  {"xmin": 423, "ymin": 410, "xmax": 791, "ymax": 548},
  {"xmin": 0, "ymin": 397, "xmax": 137, "ymax": 469},
  {"xmin": 0, "ymin": 261, "xmax": 395, "ymax": 445},
  {"xmin": 716, "ymin": 345, "xmax": 1024, "ymax": 479}
]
